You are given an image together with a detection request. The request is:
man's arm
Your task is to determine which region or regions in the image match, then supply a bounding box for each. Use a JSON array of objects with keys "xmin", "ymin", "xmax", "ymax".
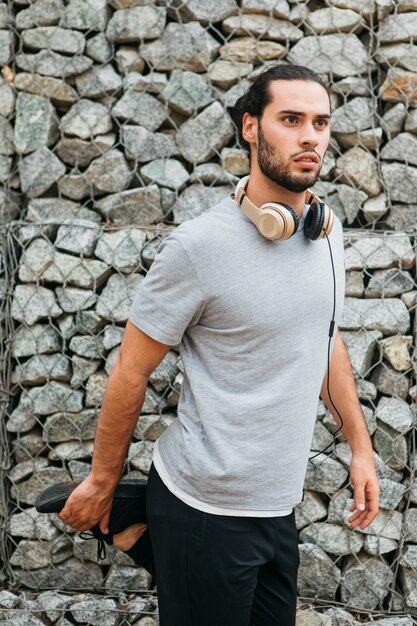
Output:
[
  {"xmin": 319, "ymin": 329, "xmax": 380, "ymax": 530},
  {"xmin": 58, "ymin": 320, "xmax": 170, "ymax": 533}
]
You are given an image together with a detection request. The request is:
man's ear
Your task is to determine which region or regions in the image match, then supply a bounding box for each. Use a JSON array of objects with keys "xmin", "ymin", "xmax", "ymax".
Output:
[{"xmin": 242, "ymin": 112, "xmax": 258, "ymax": 146}]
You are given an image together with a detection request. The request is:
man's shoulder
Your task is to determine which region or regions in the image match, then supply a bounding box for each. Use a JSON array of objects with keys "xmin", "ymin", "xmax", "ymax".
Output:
[{"xmin": 171, "ymin": 194, "xmax": 234, "ymax": 248}]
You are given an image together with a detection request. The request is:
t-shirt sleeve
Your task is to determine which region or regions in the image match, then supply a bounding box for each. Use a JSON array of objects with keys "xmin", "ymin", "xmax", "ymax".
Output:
[{"xmin": 129, "ymin": 233, "xmax": 205, "ymax": 346}]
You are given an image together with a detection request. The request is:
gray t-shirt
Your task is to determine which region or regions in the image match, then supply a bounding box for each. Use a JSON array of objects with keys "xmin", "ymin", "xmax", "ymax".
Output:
[{"xmin": 129, "ymin": 194, "xmax": 345, "ymax": 511}]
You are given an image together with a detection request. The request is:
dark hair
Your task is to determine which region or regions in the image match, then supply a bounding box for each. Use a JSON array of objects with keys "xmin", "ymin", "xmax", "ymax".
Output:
[{"xmin": 230, "ymin": 64, "xmax": 331, "ymax": 155}]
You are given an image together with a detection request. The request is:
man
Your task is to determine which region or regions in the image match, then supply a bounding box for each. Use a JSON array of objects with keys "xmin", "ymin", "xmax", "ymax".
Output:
[{"xmin": 58, "ymin": 64, "xmax": 380, "ymax": 625}]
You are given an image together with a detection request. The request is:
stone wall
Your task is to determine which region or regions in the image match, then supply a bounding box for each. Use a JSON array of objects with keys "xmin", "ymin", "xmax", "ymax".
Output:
[{"xmin": 1, "ymin": 0, "xmax": 417, "ymax": 622}]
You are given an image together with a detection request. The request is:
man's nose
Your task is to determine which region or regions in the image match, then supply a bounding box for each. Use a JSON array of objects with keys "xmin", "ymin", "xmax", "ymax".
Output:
[{"xmin": 298, "ymin": 124, "xmax": 319, "ymax": 148}]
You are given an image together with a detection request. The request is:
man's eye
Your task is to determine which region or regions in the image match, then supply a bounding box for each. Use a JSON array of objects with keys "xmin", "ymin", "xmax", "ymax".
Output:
[
  {"xmin": 316, "ymin": 119, "xmax": 329, "ymax": 127},
  {"xmin": 284, "ymin": 116, "xmax": 297, "ymax": 123}
]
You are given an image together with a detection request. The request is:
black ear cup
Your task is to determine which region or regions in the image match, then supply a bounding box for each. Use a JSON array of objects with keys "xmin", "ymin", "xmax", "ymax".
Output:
[
  {"xmin": 276, "ymin": 202, "xmax": 300, "ymax": 233},
  {"xmin": 304, "ymin": 202, "xmax": 324, "ymax": 240}
]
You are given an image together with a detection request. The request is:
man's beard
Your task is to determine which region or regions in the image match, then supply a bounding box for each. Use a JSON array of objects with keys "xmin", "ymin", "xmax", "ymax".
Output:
[{"xmin": 256, "ymin": 123, "xmax": 322, "ymax": 193}]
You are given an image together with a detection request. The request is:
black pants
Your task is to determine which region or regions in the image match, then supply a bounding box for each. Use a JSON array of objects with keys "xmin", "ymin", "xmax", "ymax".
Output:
[{"xmin": 146, "ymin": 462, "xmax": 300, "ymax": 626}]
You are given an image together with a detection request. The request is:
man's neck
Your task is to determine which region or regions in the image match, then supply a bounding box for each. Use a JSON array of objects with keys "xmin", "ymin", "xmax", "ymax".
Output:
[{"xmin": 245, "ymin": 174, "xmax": 307, "ymax": 220}]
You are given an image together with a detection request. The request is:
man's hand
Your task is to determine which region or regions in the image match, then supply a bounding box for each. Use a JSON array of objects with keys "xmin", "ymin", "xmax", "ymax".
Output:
[
  {"xmin": 347, "ymin": 453, "xmax": 380, "ymax": 530},
  {"xmin": 57, "ymin": 473, "xmax": 116, "ymax": 535}
]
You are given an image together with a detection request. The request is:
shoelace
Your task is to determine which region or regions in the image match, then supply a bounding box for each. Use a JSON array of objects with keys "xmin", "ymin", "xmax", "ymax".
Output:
[{"xmin": 79, "ymin": 530, "xmax": 107, "ymax": 561}]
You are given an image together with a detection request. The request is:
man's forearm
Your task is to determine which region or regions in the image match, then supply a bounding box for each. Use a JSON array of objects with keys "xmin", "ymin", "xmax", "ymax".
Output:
[
  {"xmin": 90, "ymin": 358, "xmax": 148, "ymax": 490},
  {"xmin": 320, "ymin": 330, "xmax": 373, "ymax": 458}
]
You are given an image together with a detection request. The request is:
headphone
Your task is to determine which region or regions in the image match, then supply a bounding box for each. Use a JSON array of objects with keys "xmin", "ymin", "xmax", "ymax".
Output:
[
  {"xmin": 231, "ymin": 174, "xmax": 335, "ymax": 241},
  {"xmin": 231, "ymin": 176, "xmax": 345, "ymax": 499}
]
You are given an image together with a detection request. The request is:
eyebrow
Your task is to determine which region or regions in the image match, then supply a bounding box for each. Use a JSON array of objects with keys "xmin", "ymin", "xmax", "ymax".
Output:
[{"xmin": 279, "ymin": 110, "xmax": 331, "ymax": 119}]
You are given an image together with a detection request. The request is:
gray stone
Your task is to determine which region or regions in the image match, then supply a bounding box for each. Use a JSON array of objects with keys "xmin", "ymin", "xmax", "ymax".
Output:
[
  {"xmin": 165, "ymin": 0, "xmax": 238, "ymax": 24},
  {"xmin": 379, "ymin": 478, "xmax": 407, "ymax": 510},
  {"xmin": 24, "ymin": 381, "xmax": 83, "ymax": 415},
  {"xmin": 149, "ymin": 350, "xmax": 178, "ymax": 392},
  {"xmin": 104, "ymin": 563, "xmax": 151, "ymax": 592},
  {"xmin": 288, "ymin": 34, "xmax": 369, "ymax": 77},
  {"xmin": 103, "ymin": 325, "xmax": 124, "ymax": 350},
  {"xmin": 140, "ymin": 158, "xmax": 190, "ymax": 190},
  {"xmin": 363, "ymin": 193, "xmax": 388, "ymax": 224},
  {"xmin": 57, "ymin": 172, "xmax": 91, "ymax": 200},
  {"xmin": 403, "ymin": 508, "xmax": 417, "ymax": 543},
  {"xmin": 296, "ymin": 610, "xmax": 332, "ymax": 626},
  {"xmin": 140, "ymin": 22, "xmax": 220, "ymax": 72},
  {"xmin": 134, "ymin": 414, "xmax": 174, "ymax": 441},
  {"xmin": 94, "ymin": 185, "xmax": 164, "ymax": 226},
  {"xmin": 306, "ymin": 7, "xmax": 365, "ymax": 34},
  {"xmin": 55, "ymin": 219, "xmax": 101, "ymax": 256},
  {"xmin": 405, "ymin": 107, "xmax": 417, "ymax": 134},
  {"xmin": 14, "ymin": 92, "xmax": 59, "ymax": 155},
  {"xmin": 14, "ymin": 72, "xmax": 78, "ymax": 106},
  {"xmin": 341, "ymin": 554, "xmax": 394, "ymax": 609},
  {"xmin": 9, "ymin": 507, "xmax": 59, "ymax": 540},
  {"xmin": 96, "ymin": 273, "xmax": 143, "ymax": 322},
  {"xmin": 377, "ymin": 43, "xmax": 417, "ymax": 73},
  {"xmin": 0, "ymin": 30, "xmax": 14, "ymax": 65},
  {"xmin": 381, "ymin": 335, "xmax": 412, "ymax": 371},
  {"xmin": 15, "ymin": 50, "xmax": 93, "ymax": 78},
  {"xmin": 0, "ymin": 115, "xmax": 14, "ymax": 157},
  {"xmin": 60, "ymin": 99, "xmax": 112, "ymax": 139},
  {"xmin": 85, "ymin": 370, "xmax": 107, "ymax": 406},
  {"xmin": 304, "ymin": 453, "xmax": 349, "ymax": 494},
  {"xmin": 72, "ymin": 532, "xmax": 114, "ymax": 565},
  {"xmin": 371, "ymin": 362, "xmax": 410, "ymax": 399},
  {"xmin": 11, "ymin": 324, "xmax": 61, "ymax": 357},
  {"xmin": 75, "ymin": 64, "xmax": 123, "ymax": 99},
  {"xmin": 56, "ymin": 134, "xmax": 116, "ymax": 167},
  {"xmin": 48, "ymin": 439, "xmax": 94, "ymax": 461},
  {"xmin": 7, "ymin": 398, "xmax": 37, "ymax": 433},
  {"xmin": 112, "ymin": 90, "xmax": 166, "ymax": 131},
  {"xmin": 123, "ymin": 70, "xmax": 167, "ymax": 93},
  {"xmin": 27, "ymin": 198, "xmax": 101, "ymax": 224},
  {"xmin": 106, "ymin": 6, "xmax": 166, "ymax": 42},
  {"xmin": 12, "ymin": 431, "xmax": 47, "ymax": 464},
  {"xmin": 294, "ymin": 491, "xmax": 327, "ymax": 530},
  {"xmin": 339, "ymin": 330, "xmax": 382, "ymax": 378},
  {"xmin": 177, "ymin": 101, "xmax": 234, "ymax": 164},
  {"xmin": 71, "ymin": 356, "xmax": 100, "ymax": 387},
  {"xmin": 375, "ymin": 396, "xmax": 414, "ymax": 433},
  {"xmin": 0, "ymin": 3, "xmax": 14, "ymax": 28},
  {"xmin": 0, "ymin": 591, "xmax": 20, "ymax": 609},
  {"xmin": 61, "ymin": 0, "xmax": 110, "ymax": 31},
  {"xmin": 56, "ymin": 287, "xmax": 98, "ymax": 312},
  {"xmin": 363, "ymin": 535, "xmax": 398, "ymax": 556},
  {"xmin": 336, "ymin": 185, "xmax": 367, "ymax": 224},
  {"xmin": 0, "ymin": 76, "xmax": 14, "ymax": 117},
  {"xmin": 298, "ymin": 543, "xmax": 341, "ymax": 600},
  {"xmin": 15, "ymin": 0, "xmax": 64, "ymax": 29},
  {"xmin": 12, "ymin": 353, "xmax": 71, "ymax": 386},
  {"xmin": 127, "ymin": 440, "xmax": 154, "ymax": 473},
  {"xmin": 69, "ymin": 335, "xmax": 104, "ymax": 359},
  {"xmin": 383, "ymin": 163, "xmax": 417, "ymax": 204},
  {"xmin": 332, "ymin": 97, "xmax": 375, "ymax": 133},
  {"xmin": 19, "ymin": 238, "xmax": 112, "ymax": 288},
  {"xmin": 322, "ymin": 607, "xmax": 360, "ymax": 626},
  {"xmin": 172, "ymin": 183, "xmax": 234, "ymax": 223},
  {"xmin": 373, "ymin": 421, "xmax": 408, "ymax": 470},
  {"xmin": 11, "ymin": 284, "xmax": 62, "ymax": 325},
  {"xmin": 10, "ymin": 466, "xmax": 70, "ymax": 506},
  {"xmin": 8, "ymin": 457, "xmax": 49, "ymax": 484},
  {"xmin": 0, "ymin": 153, "xmax": 12, "ymax": 182},
  {"xmin": 161, "ymin": 69, "xmax": 214, "ymax": 116},
  {"xmin": 366, "ymin": 269, "xmax": 415, "ymax": 297},
  {"xmin": 94, "ymin": 229, "xmax": 146, "ymax": 273},
  {"xmin": 0, "ymin": 188, "xmax": 20, "ymax": 223},
  {"xmin": 21, "ymin": 26, "xmax": 85, "ymax": 54},
  {"xmin": 380, "ymin": 67, "xmax": 417, "ymax": 106},
  {"xmin": 122, "ymin": 125, "xmax": 178, "ymax": 162},
  {"xmin": 208, "ymin": 59, "xmax": 253, "ymax": 90},
  {"xmin": 87, "ymin": 150, "xmax": 133, "ymax": 194},
  {"xmin": 346, "ymin": 233, "xmax": 415, "ymax": 270},
  {"xmin": 114, "ymin": 45, "xmax": 145, "ymax": 75},
  {"xmin": 300, "ymin": 522, "xmax": 363, "ymax": 555},
  {"xmin": 381, "ymin": 103, "xmax": 407, "ymax": 138},
  {"xmin": 311, "ymin": 420, "xmax": 335, "ymax": 452},
  {"xmin": 387, "ymin": 204, "xmax": 417, "ymax": 231},
  {"xmin": 35, "ymin": 591, "xmax": 74, "ymax": 623},
  {"xmin": 378, "ymin": 12, "xmax": 417, "ymax": 43},
  {"xmin": 11, "ymin": 556, "xmax": 103, "ymax": 589},
  {"xmin": 332, "ymin": 76, "xmax": 371, "ymax": 97},
  {"xmin": 219, "ymin": 37, "xmax": 286, "ymax": 63},
  {"xmin": 85, "ymin": 32, "xmax": 113, "ymax": 63},
  {"xmin": 43, "ymin": 409, "xmax": 98, "ymax": 442},
  {"xmin": 336, "ymin": 126, "xmax": 383, "ymax": 151},
  {"xmin": 190, "ymin": 163, "xmax": 237, "ymax": 185},
  {"xmin": 335, "ymin": 147, "xmax": 381, "ymax": 196},
  {"xmin": 223, "ymin": 14, "xmax": 302, "ymax": 41},
  {"xmin": 340, "ymin": 297, "xmax": 410, "ymax": 335},
  {"xmin": 381, "ymin": 132, "xmax": 417, "ymax": 166},
  {"xmin": 19, "ymin": 146, "xmax": 66, "ymax": 197}
]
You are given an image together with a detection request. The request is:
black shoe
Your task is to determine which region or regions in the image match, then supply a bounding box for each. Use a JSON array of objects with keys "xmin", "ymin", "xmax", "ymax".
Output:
[{"xmin": 35, "ymin": 479, "xmax": 155, "ymax": 580}]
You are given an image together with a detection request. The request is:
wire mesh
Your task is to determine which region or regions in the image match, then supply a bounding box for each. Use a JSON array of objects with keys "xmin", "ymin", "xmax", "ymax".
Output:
[{"xmin": 1, "ymin": 0, "xmax": 417, "ymax": 623}]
